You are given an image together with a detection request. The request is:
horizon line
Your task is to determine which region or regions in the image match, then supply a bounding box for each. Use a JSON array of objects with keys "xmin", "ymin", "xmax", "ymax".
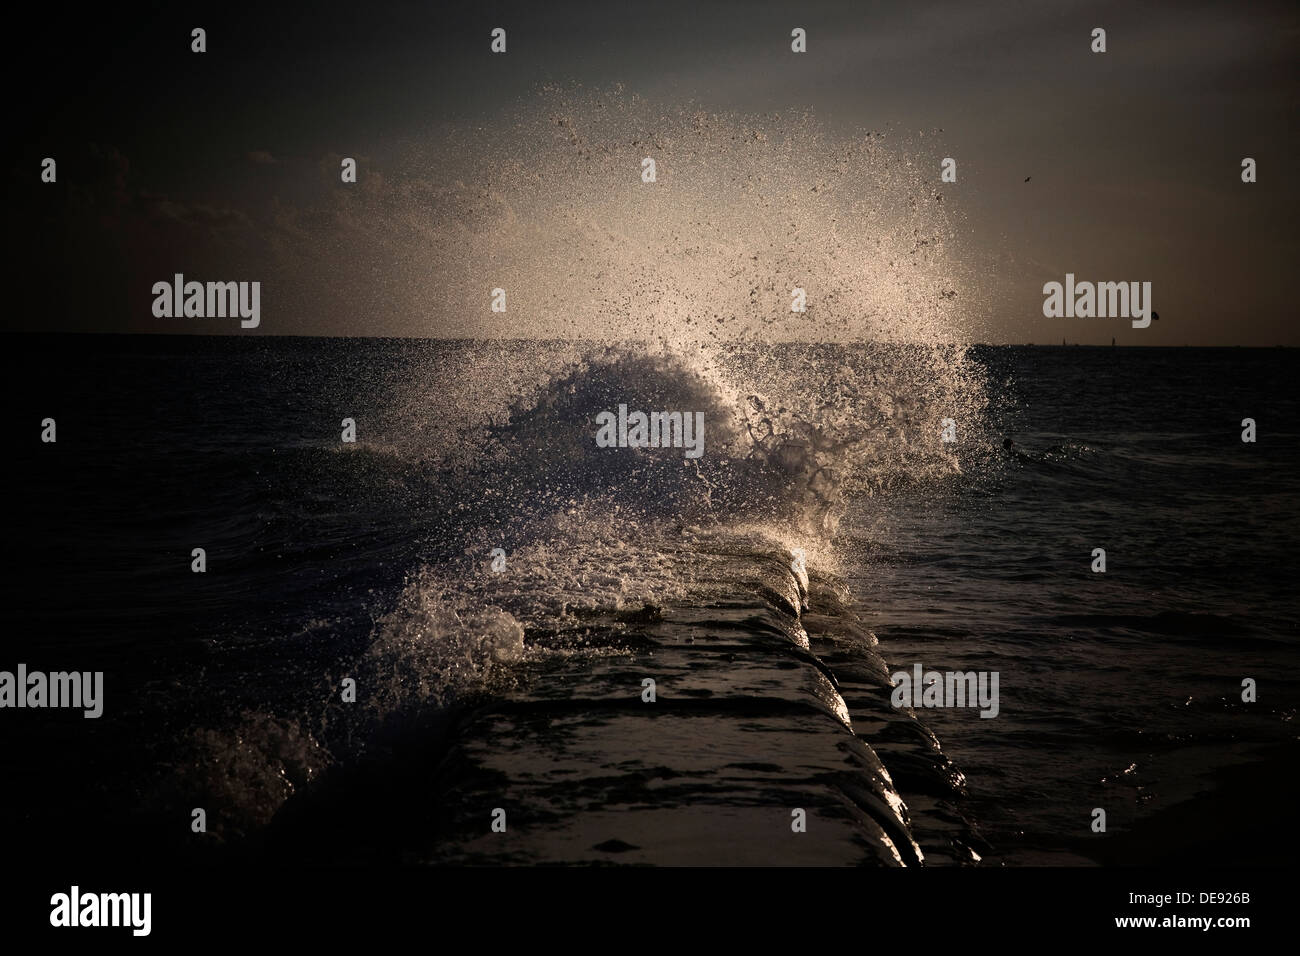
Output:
[{"xmin": 1, "ymin": 331, "xmax": 1291, "ymax": 349}]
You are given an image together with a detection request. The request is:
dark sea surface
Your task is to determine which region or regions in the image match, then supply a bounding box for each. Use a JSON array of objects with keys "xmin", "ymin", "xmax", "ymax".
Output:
[{"xmin": 4, "ymin": 336, "xmax": 1297, "ymax": 865}]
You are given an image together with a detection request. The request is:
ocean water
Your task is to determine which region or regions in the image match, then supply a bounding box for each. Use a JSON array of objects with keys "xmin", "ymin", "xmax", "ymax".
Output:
[{"xmin": 4, "ymin": 335, "xmax": 1297, "ymax": 866}]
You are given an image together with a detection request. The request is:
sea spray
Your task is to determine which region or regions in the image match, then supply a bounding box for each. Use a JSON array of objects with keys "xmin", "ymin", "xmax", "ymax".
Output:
[{"xmin": 138, "ymin": 90, "xmax": 993, "ymax": 853}]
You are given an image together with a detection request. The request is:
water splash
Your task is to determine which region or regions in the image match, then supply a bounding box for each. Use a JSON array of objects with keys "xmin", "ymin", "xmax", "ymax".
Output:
[
  {"xmin": 279, "ymin": 86, "xmax": 974, "ymax": 345},
  {"xmin": 157, "ymin": 91, "xmax": 993, "ymax": 848}
]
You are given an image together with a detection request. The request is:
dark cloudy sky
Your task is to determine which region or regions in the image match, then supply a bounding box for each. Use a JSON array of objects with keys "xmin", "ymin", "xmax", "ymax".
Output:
[{"xmin": 8, "ymin": 0, "xmax": 1297, "ymax": 344}]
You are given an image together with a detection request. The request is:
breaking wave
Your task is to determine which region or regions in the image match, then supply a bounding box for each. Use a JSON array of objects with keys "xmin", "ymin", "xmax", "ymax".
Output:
[{"xmin": 154, "ymin": 89, "xmax": 991, "ymax": 861}]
